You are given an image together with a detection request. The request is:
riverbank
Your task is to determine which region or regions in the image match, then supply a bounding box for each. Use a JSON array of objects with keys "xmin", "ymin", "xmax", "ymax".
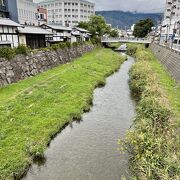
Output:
[
  {"xmin": 122, "ymin": 45, "xmax": 180, "ymax": 179},
  {"xmin": 0, "ymin": 48, "xmax": 125, "ymax": 179},
  {"xmin": 22, "ymin": 55, "xmax": 135, "ymax": 180}
]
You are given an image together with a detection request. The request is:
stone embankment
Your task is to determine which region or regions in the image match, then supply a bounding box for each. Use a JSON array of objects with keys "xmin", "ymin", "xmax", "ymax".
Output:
[
  {"xmin": 0, "ymin": 44, "xmax": 94, "ymax": 87},
  {"xmin": 149, "ymin": 43, "xmax": 180, "ymax": 84}
]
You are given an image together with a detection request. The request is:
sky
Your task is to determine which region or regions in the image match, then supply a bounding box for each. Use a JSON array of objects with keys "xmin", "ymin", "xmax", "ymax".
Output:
[{"xmin": 35, "ymin": 0, "xmax": 165, "ymax": 13}]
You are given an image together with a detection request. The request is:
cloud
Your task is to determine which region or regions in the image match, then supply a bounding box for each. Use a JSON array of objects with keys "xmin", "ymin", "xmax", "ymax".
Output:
[
  {"xmin": 91, "ymin": 0, "xmax": 165, "ymax": 12},
  {"xmin": 35, "ymin": 0, "xmax": 165, "ymax": 12}
]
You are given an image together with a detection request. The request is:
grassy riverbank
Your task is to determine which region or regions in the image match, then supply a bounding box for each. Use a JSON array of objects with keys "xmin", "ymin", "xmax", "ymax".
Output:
[
  {"xmin": 121, "ymin": 45, "xmax": 180, "ymax": 179},
  {"xmin": 0, "ymin": 48, "xmax": 125, "ymax": 179}
]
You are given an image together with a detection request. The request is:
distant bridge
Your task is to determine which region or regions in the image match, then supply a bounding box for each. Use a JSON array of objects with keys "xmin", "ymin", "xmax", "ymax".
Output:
[{"xmin": 101, "ymin": 37, "xmax": 152, "ymax": 44}]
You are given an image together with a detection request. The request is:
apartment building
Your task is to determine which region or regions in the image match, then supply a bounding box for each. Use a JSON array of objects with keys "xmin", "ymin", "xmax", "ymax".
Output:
[
  {"xmin": 161, "ymin": 0, "xmax": 180, "ymax": 43},
  {"xmin": 0, "ymin": 0, "xmax": 9, "ymax": 17},
  {"xmin": 7, "ymin": 0, "xmax": 38, "ymax": 25},
  {"xmin": 38, "ymin": 0, "xmax": 95, "ymax": 26}
]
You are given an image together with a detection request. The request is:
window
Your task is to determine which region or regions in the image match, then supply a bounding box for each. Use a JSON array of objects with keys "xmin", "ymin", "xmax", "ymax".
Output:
[{"xmin": 174, "ymin": 39, "xmax": 178, "ymax": 44}]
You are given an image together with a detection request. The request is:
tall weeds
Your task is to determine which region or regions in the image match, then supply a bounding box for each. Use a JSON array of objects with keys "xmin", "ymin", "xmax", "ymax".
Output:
[{"xmin": 120, "ymin": 46, "xmax": 180, "ymax": 179}]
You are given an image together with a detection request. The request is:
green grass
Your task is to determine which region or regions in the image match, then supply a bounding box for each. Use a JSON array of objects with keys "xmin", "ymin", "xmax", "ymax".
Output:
[
  {"xmin": 121, "ymin": 45, "xmax": 180, "ymax": 179},
  {"xmin": 147, "ymin": 50, "xmax": 180, "ymax": 125},
  {"xmin": 0, "ymin": 48, "xmax": 125, "ymax": 179}
]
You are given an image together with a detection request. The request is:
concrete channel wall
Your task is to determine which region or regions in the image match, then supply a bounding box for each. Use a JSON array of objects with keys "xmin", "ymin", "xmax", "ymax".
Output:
[
  {"xmin": 149, "ymin": 43, "xmax": 180, "ymax": 84},
  {"xmin": 0, "ymin": 44, "xmax": 94, "ymax": 88}
]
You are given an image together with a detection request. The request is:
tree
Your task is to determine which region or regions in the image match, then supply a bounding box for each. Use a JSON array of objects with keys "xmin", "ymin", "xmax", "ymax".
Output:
[
  {"xmin": 77, "ymin": 21, "xmax": 89, "ymax": 30},
  {"xmin": 109, "ymin": 29, "xmax": 119, "ymax": 37},
  {"xmin": 133, "ymin": 18, "xmax": 154, "ymax": 38},
  {"xmin": 77, "ymin": 15, "xmax": 111, "ymax": 37}
]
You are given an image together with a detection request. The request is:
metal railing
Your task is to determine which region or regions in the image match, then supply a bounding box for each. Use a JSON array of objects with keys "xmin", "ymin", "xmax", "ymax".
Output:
[
  {"xmin": 172, "ymin": 44, "xmax": 180, "ymax": 52},
  {"xmin": 101, "ymin": 37, "xmax": 152, "ymax": 43}
]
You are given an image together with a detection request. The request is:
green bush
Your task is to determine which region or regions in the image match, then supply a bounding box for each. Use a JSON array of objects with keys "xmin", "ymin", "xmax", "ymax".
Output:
[
  {"xmin": 72, "ymin": 42, "xmax": 79, "ymax": 47},
  {"xmin": 58, "ymin": 42, "xmax": 68, "ymax": 49},
  {"xmin": 0, "ymin": 47, "xmax": 16, "ymax": 60},
  {"xmin": 120, "ymin": 46, "xmax": 179, "ymax": 179},
  {"xmin": 91, "ymin": 37, "xmax": 101, "ymax": 45},
  {"xmin": 51, "ymin": 43, "xmax": 60, "ymax": 50},
  {"xmin": 65, "ymin": 41, "xmax": 71, "ymax": 48},
  {"xmin": 15, "ymin": 45, "xmax": 30, "ymax": 55}
]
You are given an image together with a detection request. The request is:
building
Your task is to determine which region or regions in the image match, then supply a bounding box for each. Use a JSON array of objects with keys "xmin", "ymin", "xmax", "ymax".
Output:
[
  {"xmin": 41, "ymin": 24, "xmax": 91, "ymax": 43},
  {"xmin": 7, "ymin": 0, "xmax": 38, "ymax": 26},
  {"xmin": 0, "ymin": 18, "xmax": 21, "ymax": 47},
  {"xmin": 18, "ymin": 26, "xmax": 53, "ymax": 49},
  {"xmin": 37, "ymin": 7, "xmax": 48, "ymax": 25},
  {"xmin": 41, "ymin": 24, "xmax": 72, "ymax": 43},
  {"xmin": 161, "ymin": 0, "xmax": 180, "ymax": 51},
  {"xmin": 38, "ymin": 0, "xmax": 95, "ymax": 26},
  {"xmin": 72, "ymin": 27, "xmax": 90, "ymax": 41},
  {"xmin": 131, "ymin": 24, "xmax": 135, "ymax": 32},
  {"xmin": 0, "ymin": 0, "xmax": 9, "ymax": 18}
]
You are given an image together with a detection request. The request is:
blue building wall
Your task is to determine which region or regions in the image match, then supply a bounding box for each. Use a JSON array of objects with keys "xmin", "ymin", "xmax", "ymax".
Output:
[{"xmin": 7, "ymin": 0, "xmax": 18, "ymax": 22}]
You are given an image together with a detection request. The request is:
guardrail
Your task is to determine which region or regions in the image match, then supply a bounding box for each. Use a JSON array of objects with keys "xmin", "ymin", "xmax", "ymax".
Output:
[
  {"xmin": 101, "ymin": 37, "xmax": 152, "ymax": 44},
  {"xmin": 172, "ymin": 44, "xmax": 180, "ymax": 53}
]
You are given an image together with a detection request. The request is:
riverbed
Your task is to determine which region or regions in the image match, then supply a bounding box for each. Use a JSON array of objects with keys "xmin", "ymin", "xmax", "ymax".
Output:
[{"xmin": 22, "ymin": 55, "xmax": 135, "ymax": 180}]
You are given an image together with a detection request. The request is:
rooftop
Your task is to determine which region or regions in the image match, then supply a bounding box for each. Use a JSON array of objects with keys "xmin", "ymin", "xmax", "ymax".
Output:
[
  {"xmin": 0, "ymin": 18, "xmax": 22, "ymax": 27},
  {"xmin": 44, "ymin": 24, "xmax": 72, "ymax": 31},
  {"xmin": 18, "ymin": 26, "xmax": 53, "ymax": 35},
  {"xmin": 39, "ymin": 0, "xmax": 94, "ymax": 5},
  {"xmin": 73, "ymin": 27, "xmax": 89, "ymax": 32}
]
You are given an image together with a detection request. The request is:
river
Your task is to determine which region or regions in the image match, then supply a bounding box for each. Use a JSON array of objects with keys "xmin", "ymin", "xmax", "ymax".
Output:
[{"xmin": 22, "ymin": 55, "xmax": 135, "ymax": 180}]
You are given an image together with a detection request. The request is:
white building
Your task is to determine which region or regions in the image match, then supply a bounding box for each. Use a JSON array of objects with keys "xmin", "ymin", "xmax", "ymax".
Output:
[
  {"xmin": 161, "ymin": 0, "xmax": 180, "ymax": 51},
  {"xmin": 41, "ymin": 24, "xmax": 72, "ymax": 43},
  {"xmin": 7, "ymin": 0, "xmax": 38, "ymax": 26},
  {"xmin": 0, "ymin": 18, "xmax": 21, "ymax": 47},
  {"xmin": 38, "ymin": 0, "xmax": 95, "ymax": 26},
  {"xmin": 41, "ymin": 24, "xmax": 91, "ymax": 43}
]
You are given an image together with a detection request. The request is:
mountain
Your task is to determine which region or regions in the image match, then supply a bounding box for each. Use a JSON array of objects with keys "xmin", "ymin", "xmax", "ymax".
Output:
[{"xmin": 95, "ymin": 11, "xmax": 162, "ymax": 29}]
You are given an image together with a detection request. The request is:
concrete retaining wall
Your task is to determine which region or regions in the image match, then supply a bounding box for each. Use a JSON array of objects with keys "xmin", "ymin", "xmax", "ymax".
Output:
[
  {"xmin": 0, "ymin": 44, "xmax": 94, "ymax": 87},
  {"xmin": 149, "ymin": 43, "xmax": 180, "ymax": 84}
]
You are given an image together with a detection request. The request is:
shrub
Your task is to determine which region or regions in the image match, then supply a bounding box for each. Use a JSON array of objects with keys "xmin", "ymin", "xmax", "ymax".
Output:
[
  {"xmin": 0, "ymin": 47, "xmax": 16, "ymax": 60},
  {"xmin": 58, "ymin": 42, "xmax": 68, "ymax": 49},
  {"xmin": 72, "ymin": 42, "xmax": 79, "ymax": 47},
  {"xmin": 65, "ymin": 41, "xmax": 71, "ymax": 48},
  {"xmin": 51, "ymin": 43, "xmax": 60, "ymax": 50},
  {"xmin": 15, "ymin": 45, "xmax": 30, "ymax": 55},
  {"xmin": 120, "ymin": 46, "xmax": 179, "ymax": 179},
  {"xmin": 91, "ymin": 37, "xmax": 101, "ymax": 45}
]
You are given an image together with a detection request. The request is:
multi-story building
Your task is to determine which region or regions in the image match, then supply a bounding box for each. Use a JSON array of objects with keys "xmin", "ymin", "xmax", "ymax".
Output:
[
  {"xmin": 0, "ymin": 0, "xmax": 9, "ymax": 18},
  {"xmin": 38, "ymin": 0, "xmax": 95, "ymax": 26},
  {"xmin": 37, "ymin": 7, "xmax": 48, "ymax": 25},
  {"xmin": 7, "ymin": 0, "xmax": 38, "ymax": 25},
  {"xmin": 161, "ymin": 0, "xmax": 180, "ymax": 50}
]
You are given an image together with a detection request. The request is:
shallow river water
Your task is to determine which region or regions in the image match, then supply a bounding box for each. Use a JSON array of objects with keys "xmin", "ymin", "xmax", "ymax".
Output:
[{"xmin": 22, "ymin": 55, "xmax": 135, "ymax": 180}]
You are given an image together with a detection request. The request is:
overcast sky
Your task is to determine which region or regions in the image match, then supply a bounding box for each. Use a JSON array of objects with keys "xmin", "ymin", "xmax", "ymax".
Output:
[{"xmin": 35, "ymin": 0, "xmax": 165, "ymax": 13}]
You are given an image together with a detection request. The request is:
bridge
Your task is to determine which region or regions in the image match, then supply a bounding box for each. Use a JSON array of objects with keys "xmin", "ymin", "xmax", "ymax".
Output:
[{"xmin": 101, "ymin": 37, "xmax": 152, "ymax": 44}]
